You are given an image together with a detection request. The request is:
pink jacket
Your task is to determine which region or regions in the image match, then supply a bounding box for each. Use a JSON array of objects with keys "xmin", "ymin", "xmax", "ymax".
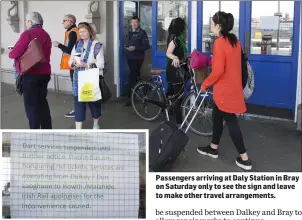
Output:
[{"xmin": 9, "ymin": 26, "xmax": 52, "ymax": 75}]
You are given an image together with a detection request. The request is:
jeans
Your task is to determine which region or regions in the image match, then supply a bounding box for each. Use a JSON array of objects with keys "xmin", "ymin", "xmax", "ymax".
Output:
[{"xmin": 74, "ymin": 96, "xmax": 101, "ymax": 122}]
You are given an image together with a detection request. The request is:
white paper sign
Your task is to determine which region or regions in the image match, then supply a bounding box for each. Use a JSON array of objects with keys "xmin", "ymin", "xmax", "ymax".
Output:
[
  {"xmin": 260, "ymin": 16, "xmax": 279, "ymax": 31},
  {"xmin": 10, "ymin": 132, "xmax": 140, "ymax": 218}
]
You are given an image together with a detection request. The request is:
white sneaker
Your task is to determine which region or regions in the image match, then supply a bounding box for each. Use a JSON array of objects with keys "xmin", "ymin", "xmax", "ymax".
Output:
[{"xmin": 93, "ymin": 124, "xmax": 100, "ymax": 129}]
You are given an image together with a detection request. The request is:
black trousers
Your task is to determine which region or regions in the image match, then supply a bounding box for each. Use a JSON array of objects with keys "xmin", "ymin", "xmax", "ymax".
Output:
[
  {"xmin": 70, "ymin": 69, "xmax": 74, "ymax": 83},
  {"xmin": 70, "ymin": 69, "xmax": 75, "ymax": 110},
  {"xmin": 212, "ymin": 104, "xmax": 246, "ymax": 154},
  {"xmin": 167, "ymin": 83, "xmax": 183, "ymax": 124},
  {"xmin": 22, "ymin": 74, "xmax": 52, "ymax": 129},
  {"xmin": 127, "ymin": 59, "xmax": 144, "ymax": 98}
]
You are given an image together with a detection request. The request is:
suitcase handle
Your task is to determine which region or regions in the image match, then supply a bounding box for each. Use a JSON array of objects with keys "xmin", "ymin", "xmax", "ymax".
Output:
[
  {"xmin": 180, "ymin": 89, "xmax": 209, "ymax": 133},
  {"xmin": 158, "ymin": 139, "xmax": 163, "ymax": 154}
]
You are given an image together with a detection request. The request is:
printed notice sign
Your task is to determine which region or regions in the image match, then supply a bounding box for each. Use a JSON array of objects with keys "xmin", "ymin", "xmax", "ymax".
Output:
[{"xmin": 10, "ymin": 132, "xmax": 140, "ymax": 218}]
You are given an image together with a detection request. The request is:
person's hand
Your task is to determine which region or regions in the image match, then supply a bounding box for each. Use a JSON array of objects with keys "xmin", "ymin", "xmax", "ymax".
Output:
[
  {"xmin": 52, "ymin": 41, "xmax": 60, "ymax": 47},
  {"xmin": 72, "ymin": 60, "xmax": 77, "ymax": 65},
  {"xmin": 200, "ymin": 84, "xmax": 207, "ymax": 93},
  {"xmin": 172, "ymin": 57, "xmax": 179, "ymax": 67},
  {"xmin": 128, "ymin": 46, "xmax": 135, "ymax": 51},
  {"xmin": 75, "ymin": 61, "xmax": 88, "ymax": 68}
]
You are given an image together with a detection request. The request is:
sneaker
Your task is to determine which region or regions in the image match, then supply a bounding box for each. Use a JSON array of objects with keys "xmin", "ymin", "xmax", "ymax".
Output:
[
  {"xmin": 197, "ymin": 145, "xmax": 218, "ymax": 159},
  {"xmin": 93, "ymin": 124, "xmax": 100, "ymax": 129},
  {"xmin": 235, "ymin": 157, "xmax": 252, "ymax": 170},
  {"xmin": 65, "ymin": 110, "xmax": 75, "ymax": 118}
]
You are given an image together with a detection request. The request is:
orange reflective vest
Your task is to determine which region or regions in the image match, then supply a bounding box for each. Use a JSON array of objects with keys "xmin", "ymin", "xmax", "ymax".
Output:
[{"xmin": 60, "ymin": 27, "xmax": 80, "ymax": 70}]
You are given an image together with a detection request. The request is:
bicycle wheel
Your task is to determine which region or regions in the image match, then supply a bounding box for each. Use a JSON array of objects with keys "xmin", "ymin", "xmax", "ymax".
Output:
[
  {"xmin": 181, "ymin": 91, "xmax": 215, "ymax": 136},
  {"xmin": 131, "ymin": 81, "xmax": 163, "ymax": 121}
]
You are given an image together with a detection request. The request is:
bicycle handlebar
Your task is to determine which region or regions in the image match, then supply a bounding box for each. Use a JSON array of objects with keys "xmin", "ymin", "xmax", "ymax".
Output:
[{"xmin": 170, "ymin": 60, "xmax": 187, "ymax": 68}]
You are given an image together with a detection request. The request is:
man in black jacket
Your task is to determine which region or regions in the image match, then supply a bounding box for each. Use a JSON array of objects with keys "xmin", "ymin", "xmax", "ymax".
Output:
[
  {"xmin": 124, "ymin": 16, "xmax": 150, "ymax": 106},
  {"xmin": 52, "ymin": 14, "xmax": 79, "ymax": 117}
]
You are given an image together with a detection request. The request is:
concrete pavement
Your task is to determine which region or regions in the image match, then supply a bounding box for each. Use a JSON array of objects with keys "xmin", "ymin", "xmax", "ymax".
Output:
[{"xmin": 1, "ymin": 83, "xmax": 301, "ymax": 172}]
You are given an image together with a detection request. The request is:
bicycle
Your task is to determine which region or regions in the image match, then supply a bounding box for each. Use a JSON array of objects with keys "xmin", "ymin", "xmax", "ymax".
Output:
[{"xmin": 131, "ymin": 57, "xmax": 216, "ymax": 136}]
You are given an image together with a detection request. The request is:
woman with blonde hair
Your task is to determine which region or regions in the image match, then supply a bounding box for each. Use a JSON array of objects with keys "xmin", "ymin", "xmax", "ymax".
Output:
[{"xmin": 68, "ymin": 22, "xmax": 105, "ymax": 129}]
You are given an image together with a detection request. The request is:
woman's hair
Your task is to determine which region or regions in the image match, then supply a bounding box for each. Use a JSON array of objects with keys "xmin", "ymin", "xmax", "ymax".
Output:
[
  {"xmin": 212, "ymin": 11, "xmax": 237, "ymax": 47},
  {"xmin": 78, "ymin": 22, "xmax": 96, "ymax": 40},
  {"xmin": 168, "ymin": 17, "xmax": 187, "ymax": 36},
  {"xmin": 26, "ymin": 12, "xmax": 43, "ymax": 25}
]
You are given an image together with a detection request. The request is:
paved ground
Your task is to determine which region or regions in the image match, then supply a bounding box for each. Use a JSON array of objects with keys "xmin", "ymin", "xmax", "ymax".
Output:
[{"xmin": 2, "ymin": 83, "xmax": 301, "ymax": 172}]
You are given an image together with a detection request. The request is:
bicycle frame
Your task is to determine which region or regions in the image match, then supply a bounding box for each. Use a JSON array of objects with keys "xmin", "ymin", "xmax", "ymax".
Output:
[{"xmin": 132, "ymin": 64, "xmax": 201, "ymax": 121}]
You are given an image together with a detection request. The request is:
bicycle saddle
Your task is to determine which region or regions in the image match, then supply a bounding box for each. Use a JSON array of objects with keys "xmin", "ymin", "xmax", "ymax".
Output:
[{"xmin": 150, "ymin": 68, "xmax": 165, "ymax": 75}]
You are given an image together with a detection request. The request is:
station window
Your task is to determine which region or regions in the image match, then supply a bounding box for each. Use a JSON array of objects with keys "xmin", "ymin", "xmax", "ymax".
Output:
[
  {"xmin": 250, "ymin": 1, "xmax": 294, "ymax": 56},
  {"xmin": 157, "ymin": 1, "xmax": 189, "ymax": 52},
  {"xmin": 202, "ymin": 1, "xmax": 240, "ymax": 53},
  {"xmin": 123, "ymin": 1, "xmax": 137, "ymax": 46}
]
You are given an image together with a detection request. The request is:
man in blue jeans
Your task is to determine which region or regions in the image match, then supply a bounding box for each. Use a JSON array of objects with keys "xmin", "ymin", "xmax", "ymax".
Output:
[{"xmin": 124, "ymin": 16, "xmax": 150, "ymax": 106}]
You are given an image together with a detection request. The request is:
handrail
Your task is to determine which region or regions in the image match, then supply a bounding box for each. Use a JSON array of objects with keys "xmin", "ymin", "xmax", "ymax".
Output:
[{"xmin": 0, "ymin": 68, "xmax": 72, "ymax": 92}]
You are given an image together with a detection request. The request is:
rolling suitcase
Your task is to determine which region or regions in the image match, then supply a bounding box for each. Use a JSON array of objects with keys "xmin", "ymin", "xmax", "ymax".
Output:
[{"xmin": 149, "ymin": 90, "xmax": 209, "ymax": 172}]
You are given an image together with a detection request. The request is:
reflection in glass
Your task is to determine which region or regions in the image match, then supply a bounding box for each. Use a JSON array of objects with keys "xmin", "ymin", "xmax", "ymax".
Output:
[
  {"xmin": 250, "ymin": 1, "xmax": 294, "ymax": 56},
  {"xmin": 202, "ymin": 1, "xmax": 239, "ymax": 53},
  {"xmin": 123, "ymin": 1, "xmax": 137, "ymax": 46},
  {"xmin": 221, "ymin": 1, "xmax": 239, "ymax": 37},
  {"xmin": 157, "ymin": 1, "xmax": 189, "ymax": 52},
  {"xmin": 202, "ymin": 1, "xmax": 219, "ymax": 53},
  {"xmin": 139, "ymin": 2, "xmax": 153, "ymax": 77}
]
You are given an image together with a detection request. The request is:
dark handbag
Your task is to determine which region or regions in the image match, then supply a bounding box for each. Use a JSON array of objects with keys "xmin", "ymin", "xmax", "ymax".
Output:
[
  {"xmin": 19, "ymin": 31, "xmax": 48, "ymax": 74},
  {"xmin": 15, "ymin": 75, "xmax": 23, "ymax": 95},
  {"xmin": 99, "ymin": 75, "xmax": 112, "ymax": 103},
  {"xmin": 89, "ymin": 63, "xmax": 112, "ymax": 103}
]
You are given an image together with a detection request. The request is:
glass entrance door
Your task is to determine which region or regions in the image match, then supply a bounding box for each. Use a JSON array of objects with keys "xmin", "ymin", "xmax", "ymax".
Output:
[
  {"xmin": 242, "ymin": 1, "xmax": 300, "ymax": 112},
  {"xmin": 197, "ymin": 1, "xmax": 300, "ymax": 116},
  {"xmin": 152, "ymin": 1, "xmax": 191, "ymax": 69},
  {"xmin": 119, "ymin": 1, "xmax": 153, "ymax": 96},
  {"xmin": 197, "ymin": 1, "xmax": 240, "ymax": 54},
  {"xmin": 119, "ymin": 1, "xmax": 138, "ymax": 95}
]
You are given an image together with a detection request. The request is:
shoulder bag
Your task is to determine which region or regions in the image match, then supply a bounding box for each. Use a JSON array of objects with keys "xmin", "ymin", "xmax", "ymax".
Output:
[{"xmin": 19, "ymin": 31, "xmax": 48, "ymax": 74}]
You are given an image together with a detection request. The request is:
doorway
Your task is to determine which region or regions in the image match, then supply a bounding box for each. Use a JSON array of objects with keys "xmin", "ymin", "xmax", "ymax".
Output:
[
  {"xmin": 119, "ymin": 1, "xmax": 153, "ymax": 96},
  {"xmin": 197, "ymin": 1, "xmax": 300, "ymax": 118},
  {"xmin": 152, "ymin": 1, "xmax": 192, "ymax": 77}
]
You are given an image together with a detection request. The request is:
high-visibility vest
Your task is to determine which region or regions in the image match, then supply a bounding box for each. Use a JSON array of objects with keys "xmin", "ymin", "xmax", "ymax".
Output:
[{"xmin": 60, "ymin": 27, "xmax": 80, "ymax": 70}]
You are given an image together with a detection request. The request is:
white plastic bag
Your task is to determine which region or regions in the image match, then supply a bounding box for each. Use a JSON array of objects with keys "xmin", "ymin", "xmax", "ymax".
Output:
[{"xmin": 78, "ymin": 68, "xmax": 102, "ymax": 102}]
